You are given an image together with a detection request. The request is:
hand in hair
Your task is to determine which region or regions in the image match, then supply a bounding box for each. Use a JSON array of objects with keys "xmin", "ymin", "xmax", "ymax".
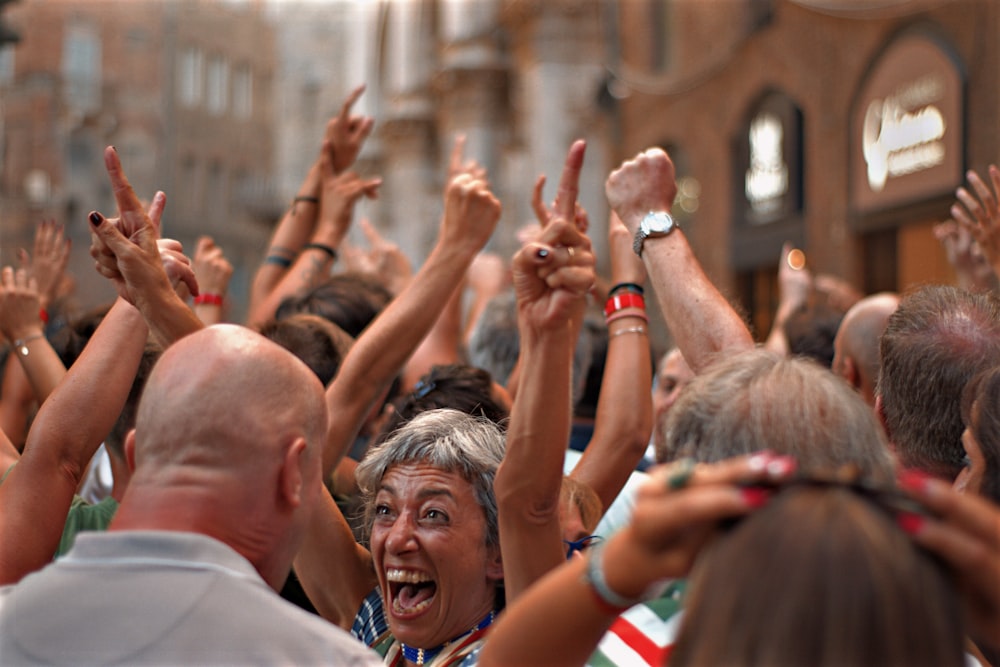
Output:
[{"xmin": 899, "ymin": 470, "xmax": 1000, "ymax": 653}]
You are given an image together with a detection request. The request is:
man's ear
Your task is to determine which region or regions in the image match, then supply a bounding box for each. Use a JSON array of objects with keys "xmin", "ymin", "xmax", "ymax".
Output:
[
  {"xmin": 279, "ymin": 438, "xmax": 307, "ymax": 509},
  {"xmin": 124, "ymin": 429, "xmax": 138, "ymax": 473},
  {"xmin": 842, "ymin": 356, "xmax": 861, "ymax": 390}
]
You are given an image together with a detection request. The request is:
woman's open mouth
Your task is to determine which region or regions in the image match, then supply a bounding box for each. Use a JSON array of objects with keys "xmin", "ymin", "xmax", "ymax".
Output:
[{"xmin": 386, "ymin": 568, "xmax": 438, "ymax": 616}]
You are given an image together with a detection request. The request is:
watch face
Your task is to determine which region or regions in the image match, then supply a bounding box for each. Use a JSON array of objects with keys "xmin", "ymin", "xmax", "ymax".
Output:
[{"xmin": 643, "ymin": 212, "xmax": 674, "ymax": 235}]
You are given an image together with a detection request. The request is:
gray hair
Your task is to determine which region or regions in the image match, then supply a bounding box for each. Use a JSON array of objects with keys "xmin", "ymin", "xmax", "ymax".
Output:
[
  {"xmin": 356, "ymin": 408, "xmax": 506, "ymax": 548},
  {"xmin": 660, "ymin": 348, "xmax": 895, "ymax": 483}
]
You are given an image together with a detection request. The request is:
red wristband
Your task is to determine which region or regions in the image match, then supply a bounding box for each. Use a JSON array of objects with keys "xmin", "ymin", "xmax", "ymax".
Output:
[
  {"xmin": 194, "ymin": 293, "xmax": 224, "ymax": 306},
  {"xmin": 38, "ymin": 308, "xmax": 49, "ymax": 324},
  {"xmin": 604, "ymin": 293, "xmax": 645, "ymax": 319}
]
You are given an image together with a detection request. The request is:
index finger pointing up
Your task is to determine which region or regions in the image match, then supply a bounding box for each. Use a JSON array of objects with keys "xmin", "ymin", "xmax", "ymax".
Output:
[
  {"xmin": 554, "ymin": 140, "xmax": 586, "ymax": 222},
  {"xmin": 340, "ymin": 84, "xmax": 366, "ymax": 121},
  {"xmin": 104, "ymin": 146, "xmax": 146, "ymax": 236}
]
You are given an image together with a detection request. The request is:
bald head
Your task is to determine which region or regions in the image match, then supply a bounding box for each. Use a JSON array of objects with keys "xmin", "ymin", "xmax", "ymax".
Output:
[
  {"xmin": 832, "ymin": 293, "xmax": 899, "ymax": 405},
  {"xmin": 133, "ymin": 324, "xmax": 328, "ymax": 482}
]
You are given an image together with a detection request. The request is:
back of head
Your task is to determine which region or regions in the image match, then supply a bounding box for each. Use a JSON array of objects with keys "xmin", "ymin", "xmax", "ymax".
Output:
[
  {"xmin": 783, "ymin": 300, "xmax": 845, "ymax": 368},
  {"xmin": 357, "ymin": 408, "xmax": 506, "ymax": 548},
  {"xmin": 132, "ymin": 325, "xmax": 327, "ymax": 489},
  {"xmin": 275, "ymin": 272, "xmax": 391, "ymax": 338},
  {"xmin": 258, "ymin": 313, "xmax": 354, "ymax": 387},
  {"xmin": 833, "ymin": 292, "xmax": 899, "ymax": 392},
  {"xmin": 877, "ymin": 285, "xmax": 1000, "ymax": 479},
  {"xmin": 671, "ymin": 486, "xmax": 964, "ymax": 667},
  {"xmin": 468, "ymin": 290, "xmax": 520, "ymax": 387},
  {"xmin": 376, "ymin": 364, "xmax": 510, "ymax": 445},
  {"xmin": 661, "ymin": 348, "xmax": 895, "ymax": 482}
]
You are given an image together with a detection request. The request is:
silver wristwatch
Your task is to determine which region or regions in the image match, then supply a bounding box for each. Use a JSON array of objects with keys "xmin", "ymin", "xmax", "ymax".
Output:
[{"xmin": 632, "ymin": 211, "xmax": 678, "ymax": 257}]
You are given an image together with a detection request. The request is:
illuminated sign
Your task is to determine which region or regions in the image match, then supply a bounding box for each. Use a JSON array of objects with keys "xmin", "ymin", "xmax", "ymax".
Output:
[
  {"xmin": 851, "ymin": 34, "xmax": 963, "ymax": 215},
  {"xmin": 862, "ymin": 75, "xmax": 946, "ymax": 192}
]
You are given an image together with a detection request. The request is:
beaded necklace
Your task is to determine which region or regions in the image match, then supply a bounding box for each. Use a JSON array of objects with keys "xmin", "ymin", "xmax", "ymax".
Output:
[{"xmin": 399, "ymin": 611, "xmax": 495, "ymax": 666}]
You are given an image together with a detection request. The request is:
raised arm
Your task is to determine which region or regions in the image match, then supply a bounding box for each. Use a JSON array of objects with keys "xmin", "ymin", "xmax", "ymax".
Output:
[
  {"xmin": 568, "ymin": 211, "xmax": 652, "ymax": 513},
  {"xmin": 605, "ymin": 148, "xmax": 754, "ymax": 373},
  {"xmin": 320, "ymin": 172, "xmax": 501, "ymax": 479},
  {"xmin": 248, "ymin": 85, "xmax": 376, "ymax": 325},
  {"xmin": 0, "ymin": 267, "xmax": 66, "ymax": 405},
  {"xmin": 762, "ymin": 242, "xmax": 812, "ymax": 357},
  {"xmin": 0, "ymin": 297, "xmax": 148, "ymax": 584},
  {"xmin": 495, "ymin": 140, "xmax": 597, "ymax": 601}
]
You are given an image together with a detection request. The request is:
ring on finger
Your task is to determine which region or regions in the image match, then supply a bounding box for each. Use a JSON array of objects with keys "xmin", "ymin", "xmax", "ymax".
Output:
[
  {"xmin": 665, "ymin": 457, "xmax": 697, "ymax": 491},
  {"xmin": 567, "ymin": 246, "xmax": 576, "ymax": 258}
]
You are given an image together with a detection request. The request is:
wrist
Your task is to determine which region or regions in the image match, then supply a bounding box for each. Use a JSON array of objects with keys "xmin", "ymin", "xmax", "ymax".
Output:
[{"xmin": 5, "ymin": 324, "xmax": 44, "ymax": 343}]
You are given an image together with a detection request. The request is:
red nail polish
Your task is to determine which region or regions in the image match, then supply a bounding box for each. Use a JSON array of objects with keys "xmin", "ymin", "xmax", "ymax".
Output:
[
  {"xmin": 741, "ymin": 486, "xmax": 771, "ymax": 509},
  {"xmin": 896, "ymin": 511, "xmax": 925, "ymax": 535}
]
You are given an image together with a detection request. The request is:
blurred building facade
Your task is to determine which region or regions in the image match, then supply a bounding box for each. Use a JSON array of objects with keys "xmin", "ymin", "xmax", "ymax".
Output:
[
  {"xmin": 0, "ymin": 0, "xmax": 276, "ymax": 318},
  {"xmin": 0, "ymin": 0, "xmax": 996, "ymax": 336},
  {"xmin": 616, "ymin": 0, "xmax": 999, "ymax": 335}
]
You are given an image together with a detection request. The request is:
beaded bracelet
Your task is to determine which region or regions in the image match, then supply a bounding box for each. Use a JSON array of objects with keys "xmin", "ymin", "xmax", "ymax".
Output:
[
  {"xmin": 304, "ymin": 243, "xmax": 337, "ymax": 261},
  {"xmin": 604, "ymin": 293, "xmax": 645, "ymax": 319}
]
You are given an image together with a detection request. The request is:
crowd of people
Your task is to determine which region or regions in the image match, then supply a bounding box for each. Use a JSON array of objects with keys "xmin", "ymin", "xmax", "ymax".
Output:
[{"xmin": 0, "ymin": 85, "xmax": 999, "ymax": 667}]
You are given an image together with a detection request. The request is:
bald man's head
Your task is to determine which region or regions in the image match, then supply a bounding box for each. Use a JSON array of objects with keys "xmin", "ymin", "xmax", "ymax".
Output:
[
  {"xmin": 832, "ymin": 293, "xmax": 899, "ymax": 404},
  {"xmin": 132, "ymin": 325, "xmax": 328, "ymax": 481}
]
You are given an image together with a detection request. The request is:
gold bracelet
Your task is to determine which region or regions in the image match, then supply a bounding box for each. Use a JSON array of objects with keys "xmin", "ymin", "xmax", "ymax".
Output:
[{"xmin": 611, "ymin": 325, "xmax": 646, "ymax": 338}]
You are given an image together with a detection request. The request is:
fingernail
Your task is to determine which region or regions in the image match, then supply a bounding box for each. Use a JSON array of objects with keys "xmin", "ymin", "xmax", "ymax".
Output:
[
  {"xmin": 536, "ymin": 248, "xmax": 550, "ymax": 259},
  {"xmin": 766, "ymin": 456, "xmax": 797, "ymax": 477},
  {"xmin": 747, "ymin": 451, "xmax": 773, "ymax": 472},
  {"xmin": 89, "ymin": 212, "xmax": 102, "ymax": 227},
  {"xmin": 111, "ymin": 146, "xmax": 117, "ymax": 153},
  {"xmin": 741, "ymin": 486, "xmax": 771, "ymax": 509},
  {"xmin": 896, "ymin": 511, "xmax": 925, "ymax": 535},
  {"xmin": 897, "ymin": 468, "xmax": 932, "ymax": 493}
]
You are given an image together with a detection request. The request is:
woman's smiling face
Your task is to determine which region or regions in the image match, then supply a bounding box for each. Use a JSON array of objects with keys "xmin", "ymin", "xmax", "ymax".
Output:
[{"xmin": 370, "ymin": 463, "xmax": 502, "ymax": 649}]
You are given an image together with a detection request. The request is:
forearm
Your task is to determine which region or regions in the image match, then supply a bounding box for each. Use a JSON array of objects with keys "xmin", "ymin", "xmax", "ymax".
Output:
[
  {"xmin": 136, "ymin": 287, "xmax": 204, "ymax": 347},
  {"xmin": 477, "ymin": 557, "xmax": 616, "ymax": 667},
  {"xmin": 571, "ymin": 320, "xmax": 652, "ymax": 512},
  {"xmin": 10, "ymin": 332, "xmax": 66, "ymax": 403},
  {"xmin": 0, "ymin": 359, "xmax": 36, "ymax": 450},
  {"xmin": 293, "ymin": 490, "xmax": 376, "ymax": 629},
  {"xmin": 642, "ymin": 231, "xmax": 753, "ymax": 372},
  {"xmin": 322, "ymin": 243, "xmax": 476, "ymax": 477},
  {"xmin": 22, "ymin": 299, "xmax": 148, "ymax": 480},
  {"xmin": 249, "ymin": 164, "xmax": 323, "ymax": 317},
  {"xmin": 496, "ymin": 328, "xmax": 574, "ymax": 600},
  {"xmin": 402, "ymin": 277, "xmax": 464, "ymax": 393},
  {"xmin": 248, "ymin": 245, "xmax": 334, "ymax": 328}
]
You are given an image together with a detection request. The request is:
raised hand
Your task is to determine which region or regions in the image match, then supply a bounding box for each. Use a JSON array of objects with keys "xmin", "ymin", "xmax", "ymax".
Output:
[
  {"xmin": 605, "ymin": 147, "xmax": 678, "ymax": 237},
  {"xmin": 343, "ymin": 218, "xmax": 413, "ymax": 296},
  {"xmin": 316, "ymin": 147, "xmax": 381, "ymax": 246},
  {"xmin": 448, "ymin": 134, "xmax": 488, "ymax": 182},
  {"xmin": 19, "ymin": 220, "xmax": 70, "ymax": 310},
  {"xmin": 192, "ymin": 236, "xmax": 233, "ymax": 298},
  {"xmin": 0, "ymin": 267, "xmax": 44, "ymax": 343},
  {"xmin": 947, "ymin": 165, "xmax": 1000, "ymax": 285},
  {"xmin": 88, "ymin": 147, "xmax": 198, "ymax": 308},
  {"xmin": 439, "ymin": 172, "xmax": 502, "ymax": 258},
  {"xmin": 324, "ymin": 84, "xmax": 375, "ymax": 174},
  {"xmin": 512, "ymin": 141, "xmax": 595, "ymax": 332}
]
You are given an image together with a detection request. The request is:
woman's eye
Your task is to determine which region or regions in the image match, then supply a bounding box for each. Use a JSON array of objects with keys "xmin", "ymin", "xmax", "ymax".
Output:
[
  {"xmin": 424, "ymin": 509, "xmax": 448, "ymax": 521},
  {"xmin": 375, "ymin": 504, "xmax": 392, "ymax": 516}
]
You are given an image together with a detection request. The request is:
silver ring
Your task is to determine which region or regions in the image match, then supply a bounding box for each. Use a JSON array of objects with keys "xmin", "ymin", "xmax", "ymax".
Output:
[{"xmin": 567, "ymin": 246, "xmax": 576, "ymax": 258}]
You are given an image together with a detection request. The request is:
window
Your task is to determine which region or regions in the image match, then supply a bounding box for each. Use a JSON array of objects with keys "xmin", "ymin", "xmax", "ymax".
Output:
[
  {"xmin": 62, "ymin": 22, "xmax": 101, "ymax": 113},
  {"xmin": 206, "ymin": 55, "xmax": 229, "ymax": 115},
  {"xmin": 232, "ymin": 64, "xmax": 252, "ymax": 118},
  {"xmin": 178, "ymin": 47, "xmax": 204, "ymax": 108}
]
